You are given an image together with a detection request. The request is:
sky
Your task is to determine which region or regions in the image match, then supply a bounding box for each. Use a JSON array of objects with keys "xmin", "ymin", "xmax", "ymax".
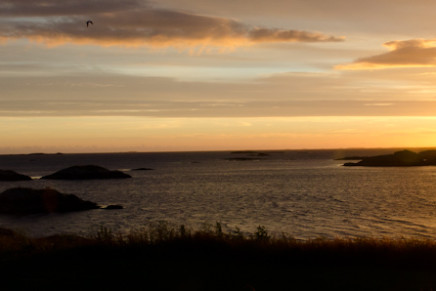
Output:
[{"xmin": 2, "ymin": 0, "xmax": 436, "ymax": 153}]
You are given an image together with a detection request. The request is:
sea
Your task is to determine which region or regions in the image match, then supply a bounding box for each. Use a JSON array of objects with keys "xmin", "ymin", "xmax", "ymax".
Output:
[{"xmin": 1, "ymin": 149, "xmax": 436, "ymax": 240}]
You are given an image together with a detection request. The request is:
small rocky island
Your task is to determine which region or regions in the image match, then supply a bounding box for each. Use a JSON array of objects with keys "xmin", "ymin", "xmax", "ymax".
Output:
[
  {"xmin": 0, "ymin": 188, "xmax": 99, "ymax": 214},
  {"xmin": 225, "ymin": 151, "xmax": 270, "ymax": 161},
  {"xmin": 0, "ymin": 170, "xmax": 32, "ymax": 181},
  {"xmin": 343, "ymin": 150, "xmax": 436, "ymax": 167},
  {"xmin": 0, "ymin": 188, "xmax": 123, "ymax": 215},
  {"xmin": 41, "ymin": 165, "xmax": 131, "ymax": 180}
]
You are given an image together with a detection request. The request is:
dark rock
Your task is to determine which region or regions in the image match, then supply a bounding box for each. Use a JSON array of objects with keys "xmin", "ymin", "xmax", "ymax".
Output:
[
  {"xmin": 0, "ymin": 170, "xmax": 32, "ymax": 181},
  {"xmin": 0, "ymin": 187, "xmax": 100, "ymax": 214},
  {"xmin": 343, "ymin": 150, "xmax": 436, "ymax": 167},
  {"xmin": 41, "ymin": 165, "xmax": 131, "ymax": 180},
  {"xmin": 0, "ymin": 227, "xmax": 16, "ymax": 236},
  {"xmin": 103, "ymin": 205, "xmax": 123, "ymax": 210},
  {"xmin": 343, "ymin": 162, "xmax": 361, "ymax": 167}
]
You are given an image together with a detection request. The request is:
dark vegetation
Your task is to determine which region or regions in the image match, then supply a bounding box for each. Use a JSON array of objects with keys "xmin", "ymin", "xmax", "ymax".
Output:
[
  {"xmin": 343, "ymin": 149, "xmax": 436, "ymax": 167},
  {"xmin": 1, "ymin": 223, "xmax": 436, "ymax": 290}
]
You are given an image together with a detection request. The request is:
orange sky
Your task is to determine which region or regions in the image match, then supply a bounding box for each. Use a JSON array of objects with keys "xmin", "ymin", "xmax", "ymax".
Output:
[{"xmin": 2, "ymin": 0, "xmax": 436, "ymax": 153}]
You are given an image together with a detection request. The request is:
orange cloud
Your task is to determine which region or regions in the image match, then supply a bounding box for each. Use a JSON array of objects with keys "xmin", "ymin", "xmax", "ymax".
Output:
[
  {"xmin": 249, "ymin": 28, "xmax": 344, "ymax": 43},
  {"xmin": 0, "ymin": 0, "xmax": 343, "ymax": 48},
  {"xmin": 337, "ymin": 38, "xmax": 436, "ymax": 70}
]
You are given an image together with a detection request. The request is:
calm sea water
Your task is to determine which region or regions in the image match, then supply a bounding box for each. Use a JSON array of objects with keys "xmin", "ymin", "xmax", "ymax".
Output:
[{"xmin": 1, "ymin": 149, "xmax": 436, "ymax": 240}]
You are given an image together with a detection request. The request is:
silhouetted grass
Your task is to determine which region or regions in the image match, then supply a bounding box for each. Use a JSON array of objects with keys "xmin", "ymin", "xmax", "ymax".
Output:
[{"xmin": 1, "ymin": 223, "xmax": 436, "ymax": 290}]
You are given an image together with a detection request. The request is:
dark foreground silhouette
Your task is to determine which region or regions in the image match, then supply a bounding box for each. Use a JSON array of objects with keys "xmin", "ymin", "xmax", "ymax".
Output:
[{"xmin": 1, "ymin": 224, "xmax": 436, "ymax": 290}]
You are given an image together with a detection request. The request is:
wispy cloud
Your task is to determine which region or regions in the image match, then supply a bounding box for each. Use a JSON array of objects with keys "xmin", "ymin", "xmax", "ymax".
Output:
[
  {"xmin": 338, "ymin": 38, "xmax": 436, "ymax": 70},
  {"xmin": 2, "ymin": 72, "xmax": 436, "ymax": 118},
  {"xmin": 0, "ymin": 0, "xmax": 344, "ymax": 48}
]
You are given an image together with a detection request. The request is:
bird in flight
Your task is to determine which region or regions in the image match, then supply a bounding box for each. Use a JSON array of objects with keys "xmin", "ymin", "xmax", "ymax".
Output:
[{"xmin": 86, "ymin": 20, "xmax": 93, "ymax": 27}]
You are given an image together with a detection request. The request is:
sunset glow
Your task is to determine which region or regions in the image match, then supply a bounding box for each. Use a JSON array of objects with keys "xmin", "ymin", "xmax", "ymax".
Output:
[{"xmin": 2, "ymin": 0, "xmax": 436, "ymax": 153}]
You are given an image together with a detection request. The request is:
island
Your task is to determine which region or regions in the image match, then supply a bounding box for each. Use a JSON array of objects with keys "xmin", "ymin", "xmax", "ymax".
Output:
[
  {"xmin": 0, "ymin": 170, "xmax": 32, "ymax": 181},
  {"xmin": 0, "ymin": 187, "xmax": 123, "ymax": 214},
  {"xmin": 230, "ymin": 151, "xmax": 269, "ymax": 157},
  {"xmin": 0, "ymin": 187, "xmax": 100, "ymax": 214},
  {"xmin": 41, "ymin": 165, "xmax": 131, "ymax": 180},
  {"xmin": 343, "ymin": 150, "xmax": 436, "ymax": 167}
]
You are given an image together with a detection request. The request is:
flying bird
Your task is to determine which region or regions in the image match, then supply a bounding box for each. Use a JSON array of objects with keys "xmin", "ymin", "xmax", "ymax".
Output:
[{"xmin": 86, "ymin": 20, "xmax": 93, "ymax": 27}]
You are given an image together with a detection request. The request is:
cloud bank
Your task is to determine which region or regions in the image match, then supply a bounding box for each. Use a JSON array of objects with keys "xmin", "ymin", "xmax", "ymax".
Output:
[
  {"xmin": 338, "ymin": 38, "xmax": 436, "ymax": 70},
  {"xmin": 2, "ymin": 71, "xmax": 436, "ymax": 118},
  {"xmin": 0, "ymin": 0, "xmax": 344, "ymax": 47}
]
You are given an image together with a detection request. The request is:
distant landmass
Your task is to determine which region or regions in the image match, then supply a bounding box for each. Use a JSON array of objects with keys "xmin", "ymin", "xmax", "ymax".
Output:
[
  {"xmin": 343, "ymin": 150, "xmax": 436, "ymax": 167},
  {"xmin": 41, "ymin": 165, "xmax": 131, "ymax": 180}
]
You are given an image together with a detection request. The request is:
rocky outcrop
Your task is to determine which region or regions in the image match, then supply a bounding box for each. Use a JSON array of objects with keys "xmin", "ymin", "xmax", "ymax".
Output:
[
  {"xmin": 228, "ymin": 151, "xmax": 269, "ymax": 161},
  {"xmin": 0, "ymin": 170, "xmax": 32, "ymax": 181},
  {"xmin": 131, "ymin": 168, "xmax": 154, "ymax": 171},
  {"xmin": 102, "ymin": 205, "xmax": 124, "ymax": 210},
  {"xmin": 0, "ymin": 188, "xmax": 100, "ymax": 214},
  {"xmin": 343, "ymin": 150, "xmax": 436, "ymax": 167},
  {"xmin": 41, "ymin": 165, "xmax": 131, "ymax": 180}
]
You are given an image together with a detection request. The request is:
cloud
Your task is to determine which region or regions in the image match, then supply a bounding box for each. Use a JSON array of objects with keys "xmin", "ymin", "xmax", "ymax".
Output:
[
  {"xmin": 0, "ymin": 0, "xmax": 343, "ymax": 48},
  {"xmin": 338, "ymin": 38, "xmax": 436, "ymax": 70},
  {"xmin": 248, "ymin": 28, "xmax": 343, "ymax": 43},
  {"xmin": 2, "ymin": 72, "xmax": 436, "ymax": 118},
  {"xmin": 0, "ymin": 0, "xmax": 142, "ymax": 16}
]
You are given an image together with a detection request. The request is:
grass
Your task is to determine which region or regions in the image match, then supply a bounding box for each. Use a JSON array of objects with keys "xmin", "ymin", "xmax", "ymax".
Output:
[{"xmin": 1, "ymin": 223, "xmax": 436, "ymax": 290}]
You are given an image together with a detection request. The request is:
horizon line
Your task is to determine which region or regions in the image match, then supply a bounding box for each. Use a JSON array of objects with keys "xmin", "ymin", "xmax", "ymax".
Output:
[{"xmin": 2, "ymin": 146, "xmax": 436, "ymax": 156}]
